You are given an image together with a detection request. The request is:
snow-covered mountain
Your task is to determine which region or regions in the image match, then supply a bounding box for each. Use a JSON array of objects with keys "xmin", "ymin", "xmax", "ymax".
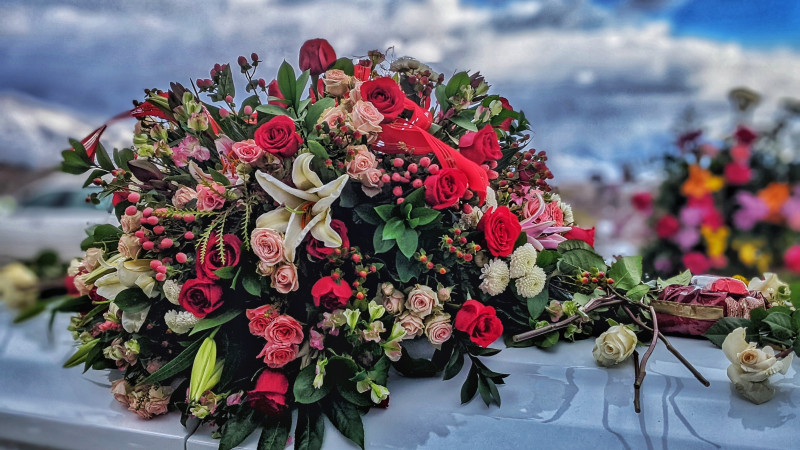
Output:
[{"xmin": 0, "ymin": 91, "xmax": 132, "ymax": 170}]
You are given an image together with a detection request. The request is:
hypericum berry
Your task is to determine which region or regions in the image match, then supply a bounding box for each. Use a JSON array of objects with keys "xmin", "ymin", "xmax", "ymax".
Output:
[
  {"xmin": 159, "ymin": 238, "xmax": 173, "ymax": 249},
  {"xmin": 396, "ymin": 198, "xmax": 405, "ymax": 204},
  {"xmin": 581, "ymin": 277, "xmax": 589, "ymax": 284},
  {"xmin": 438, "ymin": 267, "xmax": 447, "ymax": 275},
  {"xmin": 408, "ymin": 163, "xmax": 418, "ymax": 174},
  {"xmin": 370, "ymin": 265, "xmax": 376, "ymax": 272},
  {"xmin": 155, "ymin": 273, "xmax": 166, "ymax": 282},
  {"xmin": 419, "ymin": 157, "xmax": 431, "ymax": 168},
  {"xmin": 184, "ymin": 231, "xmax": 195, "ymax": 240},
  {"xmin": 392, "ymin": 186, "xmax": 403, "ymax": 197},
  {"xmin": 149, "ymin": 260, "xmax": 161, "ymax": 270},
  {"xmin": 156, "ymin": 265, "xmax": 168, "ymax": 274},
  {"xmin": 125, "ymin": 206, "xmax": 138, "ymax": 216},
  {"xmin": 412, "ymin": 179, "xmax": 423, "ymax": 189},
  {"xmin": 225, "ymin": 95, "xmax": 234, "ymax": 103},
  {"xmin": 597, "ymin": 272, "xmax": 605, "ymax": 279},
  {"xmin": 175, "ymin": 252, "xmax": 187, "ymax": 264},
  {"xmin": 449, "ymin": 246, "xmax": 456, "ymax": 253},
  {"xmin": 428, "ymin": 164, "xmax": 440, "ymax": 175},
  {"xmin": 419, "ymin": 255, "xmax": 428, "ymax": 263},
  {"xmin": 251, "ymin": 52, "xmax": 259, "ymax": 61},
  {"xmin": 464, "ymin": 253, "xmax": 474, "ymax": 262},
  {"xmin": 426, "ymin": 262, "xmax": 435, "ymax": 269},
  {"xmin": 331, "ymin": 272, "xmax": 340, "ymax": 280},
  {"xmin": 453, "ymin": 228, "xmax": 462, "ymax": 235},
  {"xmin": 352, "ymin": 281, "xmax": 360, "ymax": 288},
  {"xmin": 153, "ymin": 225, "xmax": 165, "ymax": 235},
  {"xmin": 184, "ymin": 214, "xmax": 195, "ymax": 223},
  {"xmin": 134, "ymin": 230, "xmax": 145, "ymax": 239},
  {"xmin": 93, "ymin": 178, "xmax": 102, "ymax": 186},
  {"xmin": 146, "ymin": 216, "xmax": 159, "ymax": 226},
  {"xmin": 591, "ymin": 278, "xmax": 598, "ymax": 283},
  {"xmin": 127, "ymin": 192, "xmax": 140, "ymax": 203},
  {"xmin": 393, "ymin": 158, "xmax": 404, "ymax": 168},
  {"xmin": 446, "ymin": 237, "xmax": 453, "ymax": 244},
  {"xmin": 142, "ymin": 241, "xmax": 155, "ymax": 251},
  {"xmin": 358, "ymin": 270, "xmax": 367, "ymax": 278},
  {"xmin": 582, "ymin": 271, "xmax": 591, "ymax": 278},
  {"xmin": 607, "ymin": 278, "xmax": 615, "ymax": 285},
  {"xmin": 352, "ymin": 254, "xmax": 361, "ymax": 263},
  {"xmin": 142, "ymin": 207, "xmax": 153, "ymax": 217},
  {"xmin": 238, "ymin": 55, "xmax": 247, "ymax": 66}
]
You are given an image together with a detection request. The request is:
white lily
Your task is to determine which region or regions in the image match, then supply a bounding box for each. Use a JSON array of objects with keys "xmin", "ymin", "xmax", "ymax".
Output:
[
  {"xmin": 255, "ymin": 152, "xmax": 349, "ymax": 261},
  {"xmin": 94, "ymin": 259, "xmax": 158, "ymax": 300}
]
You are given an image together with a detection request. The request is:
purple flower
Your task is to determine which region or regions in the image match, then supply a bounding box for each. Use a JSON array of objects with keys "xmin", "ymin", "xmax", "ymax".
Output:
[
  {"xmin": 733, "ymin": 191, "xmax": 769, "ymax": 231},
  {"xmin": 674, "ymin": 227, "xmax": 700, "ymax": 251},
  {"xmin": 680, "ymin": 207, "xmax": 705, "ymax": 228}
]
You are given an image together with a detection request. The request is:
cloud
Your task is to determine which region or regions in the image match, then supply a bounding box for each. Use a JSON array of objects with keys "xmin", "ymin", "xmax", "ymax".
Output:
[{"xmin": 1, "ymin": 0, "xmax": 799, "ymax": 180}]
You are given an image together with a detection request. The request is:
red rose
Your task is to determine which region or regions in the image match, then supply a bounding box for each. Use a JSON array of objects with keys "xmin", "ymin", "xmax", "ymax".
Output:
[
  {"xmin": 656, "ymin": 215, "xmax": 680, "ymax": 239},
  {"xmin": 360, "ymin": 78, "xmax": 405, "ymax": 122},
  {"xmin": 424, "ymin": 168, "xmax": 468, "ymax": 210},
  {"xmin": 478, "ymin": 206, "xmax": 522, "ymax": 258},
  {"xmin": 112, "ymin": 191, "xmax": 127, "ymax": 206},
  {"xmin": 458, "ymin": 125, "xmax": 502, "ymax": 164},
  {"xmin": 306, "ymin": 219, "xmax": 349, "ymax": 259},
  {"xmin": 497, "ymin": 97, "xmax": 513, "ymax": 131},
  {"xmin": 631, "ymin": 192, "xmax": 653, "ymax": 213},
  {"xmin": 298, "ymin": 38, "xmax": 336, "ymax": 76},
  {"xmin": 724, "ymin": 161, "xmax": 751, "ymax": 185},
  {"xmin": 196, "ymin": 233, "xmax": 242, "ymax": 280},
  {"xmin": 454, "ymin": 299, "xmax": 503, "ymax": 347},
  {"xmin": 683, "ymin": 252, "xmax": 710, "ymax": 275},
  {"xmin": 178, "ymin": 278, "xmax": 224, "ymax": 318},
  {"xmin": 267, "ymin": 79, "xmax": 285, "ymax": 107},
  {"xmin": 785, "ymin": 245, "xmax": 800, "ymax": 274},
  {"xmin": 311, "ymin": 276, "xmax": 352, "ymax": 310},
  {"xmin": 254, "ymin": 115, "xmax": 302, "ymax": 158},
  {"xmin": 248, "ymin": 369, "xmax": 289, "ymax": 416},
  {"xmin": 564, "ymin": 226, "xmax": 595, "ymax": 247}
]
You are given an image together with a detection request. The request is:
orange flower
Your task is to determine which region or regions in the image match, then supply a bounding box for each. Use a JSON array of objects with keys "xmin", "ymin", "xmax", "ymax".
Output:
[
  {"xmin": 757, "ymin": 182, "xmax": 790, "ymax": 221},
  {"xmin": 681, "ymin": 165, "xmax": 723, "ymax": 199}
]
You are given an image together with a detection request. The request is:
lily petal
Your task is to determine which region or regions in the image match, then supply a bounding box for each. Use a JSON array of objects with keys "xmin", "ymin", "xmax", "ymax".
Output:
[
  {"xmin": 255, "ymin": 208, "xmax": 292, "ymax": 233},
  {"xmin": 310, "ymin": 209, "xmax": 343, "ymax": 248},
  {"xmin": 255, "ymin": 171, "xmax": 316, "ymax": 207},
  {"xmin": 292, "ymin": 153, "xmax": 323, "ymax": 190}
]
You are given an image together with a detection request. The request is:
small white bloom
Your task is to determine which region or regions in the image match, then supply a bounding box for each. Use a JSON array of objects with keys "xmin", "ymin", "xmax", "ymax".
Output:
[
  {"xmin": 560, "ymin": 202, "xmax": 574, "ymax": 225},
  {"xmin": 509, "ymin": 243, "xmax": 538, "ymax": 278},
  {"xmin": 515, "ymin": 266, "xmax": 546, "ymax": 298},
  {"xmin": 163, "ymin": 280, "xmax": 182, "ymax": 305},
  {"xmin": 164, "ymin": 310, "xmax": 200, "ymax": 334},
  {"xmin": 483, "ymin": 187, "xmax": 498, "ymax": 210},
  {"xmin": 67, "ymin": 259, "xmax": 82, "ymax": 277},
  {"xmin": 479, "ymin": 258, "xmax": 510, "ymax": 296}
]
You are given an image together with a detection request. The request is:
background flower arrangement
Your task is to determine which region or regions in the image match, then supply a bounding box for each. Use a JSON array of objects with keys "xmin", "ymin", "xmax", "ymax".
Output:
[
  {"xmin": 54, "ymin": 38, "xmax": 720, "ymax": 449},
  {"xmin": 639, "ymin": 89, "xmax": 800, "ymax": 283}
]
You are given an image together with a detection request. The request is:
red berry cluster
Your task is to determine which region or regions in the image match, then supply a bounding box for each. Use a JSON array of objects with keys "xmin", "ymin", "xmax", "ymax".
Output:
[
  {"xmin": 439, "ymin": 228, "xmax": 480, "ymax": 264},
  {"xmin": 576, "ymin": 269, "xmax": 614, "ymax": 289},
  {"xmin": 504, "ymin": 149, "xmax": 554, "ymax": 192}
]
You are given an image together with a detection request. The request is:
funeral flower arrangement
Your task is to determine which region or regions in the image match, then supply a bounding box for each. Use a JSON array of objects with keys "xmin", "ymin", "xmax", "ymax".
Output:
[
  {"xmin": 639, "ymin": 91, "xmax": 800, "ymax": 280},
  {"xmin": 59, "ymin": 39, "xmax": 710, "ymax": 448}
]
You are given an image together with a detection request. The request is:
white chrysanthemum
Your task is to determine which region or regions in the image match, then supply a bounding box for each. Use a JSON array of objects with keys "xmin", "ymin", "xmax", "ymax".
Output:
[
  {"xmin": 479, "ymin": 258, "xmax": 510, "ymax": 296},
  {"xmin": 509, "ymin": 244, "xmax": 538, "ymax": 278},
  {"xmin": 164, "ymin": 310, "xmax": 199, "ymax": 334},
  {"xmin": 516, "ymin": 266, "xmax": 547, "ymax": 298},
  {"xmin": 483, "ymin": 187, "xmax": 498, "ymax": 210},
  {"xmin": 560, "ymin": 201, "xmax": 574, "ymax": 224},
  {"xmin": 458, "ymin": 208, "xmax": 484, "ymax": 230},
  {"xmin": 163, "ymin": 280, "xmax": 182, "ymax": 305}
]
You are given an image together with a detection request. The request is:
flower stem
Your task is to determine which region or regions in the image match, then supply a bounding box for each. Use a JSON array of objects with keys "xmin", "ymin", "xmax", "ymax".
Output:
[{"xmin": 512, "ymin": 296, "xmax": 624, "ymax": 343}]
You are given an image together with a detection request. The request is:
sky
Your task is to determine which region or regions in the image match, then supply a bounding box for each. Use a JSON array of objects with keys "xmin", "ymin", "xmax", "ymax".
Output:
[{"xmin": 1, "ymin": 0, "xmax": 799, "ymax": 181}]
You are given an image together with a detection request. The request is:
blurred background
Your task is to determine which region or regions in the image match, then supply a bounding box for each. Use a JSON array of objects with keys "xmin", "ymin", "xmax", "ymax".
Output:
[{"xmin": 1, "ymin": 0, "xmax": 799, "ymax": 263}]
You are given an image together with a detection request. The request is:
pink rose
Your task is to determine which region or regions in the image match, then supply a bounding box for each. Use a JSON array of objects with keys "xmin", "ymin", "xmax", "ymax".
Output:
[
  {"xmin": 246, "ymin": 304, "xmax": 278, "ymax": 337},
  {"xmin": 349, "ymin": 81, "xmax": 363, "ymax": 102},
  {"xmin": 537, "ymin": 201, "xmax": 564, "ymax": 227},
  {"xmin": 257, "ymin": 342, "xmax": 299, "ymax": 368},
  {"xmin": 382, "ymin": 289, "xmax": 405, "ymax": 315},
  {"xmin": 117, "ymin": 234, "xmax": 142, "ymax": 260},
  {"xmin": 251, "ymin": 228, "xmax": 285, "ymax": 266},
  {"xmin": 346, "ymin": 145, "xmax": 377, "ymax": 177},
  {"xmin": 120, "ymin": 211, "xmax": 142, "ymax": 233},
  {"xmin": 309, "ymin": 329, "xmax": 325, "ymax": 350},
  {"xmin": 264, "ymin": 315, "xmax": 304, "ymax": 345},
  {"xmin": 196, "ymin": 183, "xmax": 226, "ymax": 211},
  {"xmin": 111, "ymin": 379, "xmax": 132, "ymax": 407},
  {"xmin": 397, "ymin": 311, "xmax": 424, "ymax": 340},
  {"xmin": 271, "ymin": 263, "xmax": 299, "ymax": 294},
  {"xmin": 172, "ymin": 186, "xmax": 197, "ymax": 209},
  {"xmin": 323, "ymin": 69, "xmax": 352, "ymax": 97},
  {"xmin": 319, "ymin": 106, "xmax": 347, "ymax": 130},
  {"xmin": 404, "ymin": 285, "xmax": 438, "ymax": 317},
  {"xmin": 424, "ymin": 314, "xmax": 453, "ymax": 346},
  {"xmin": 231, "ymin": 139, "xmax": 264, "ymax": 165},
  {"xmin": 350, "ymin": 100, "xmax": 384, "ymax": 138},
  {"xmin": 359, "ymin": 168, "xmax": 384, "ymax": 197}
]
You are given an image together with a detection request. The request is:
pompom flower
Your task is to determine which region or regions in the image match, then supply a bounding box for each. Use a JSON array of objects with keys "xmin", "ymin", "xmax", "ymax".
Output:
[
  {"xmin": 479, "ymin": 258, "xmax": 510, "ymax": 296},
  {"xmin": 509, "ymin": 243, "xmax": 538, "ymax": 278},
  {"xmin": 515, "ymin": 266, "xmax": 546, "ymax": 298},
  {"xmin": 164, "ymin": 310, "xmax": 200, "ymax": 335}
]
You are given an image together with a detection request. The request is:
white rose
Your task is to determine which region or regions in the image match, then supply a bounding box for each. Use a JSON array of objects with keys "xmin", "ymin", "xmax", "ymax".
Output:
[
  {"xmin": 82, "ymin": 248, "xmax": 104, "ymax": 272},
  {"xmin": 0, "ymin": 263, "xmax": 38, "ymax": 310},
  {"xmin": 748, "ymin": 273, "xmax": 791, "ymax": 304},
  {"xmin": 721, "ymin": 327, "xmax": 794, "ymax": 404},
  {"xmin": 117, "ymin": 234, "xmax": 142, "ymax": 260},
  {"xmin": 592, "ymin": 325, "xmax": 637, "ymax": 367}
]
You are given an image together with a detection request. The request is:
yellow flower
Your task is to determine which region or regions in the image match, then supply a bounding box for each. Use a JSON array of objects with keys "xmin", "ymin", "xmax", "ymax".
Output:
[
  {"xmin": 733, "ymin": 275, "xmax": 749, "ymax": 284},
  {"xmin": 737, "ymin": 243, "xmax": 758, "ymax": 267},
  {"xmin": 681, "ymin": 165, "xmax": 723, "ymax": 199},
  {"xmin": 701, "ymin": 225, "xmax": 729, "ymax": 258}
]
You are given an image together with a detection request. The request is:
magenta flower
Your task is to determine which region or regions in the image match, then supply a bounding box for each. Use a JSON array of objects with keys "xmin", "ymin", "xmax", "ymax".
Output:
[
  {"xmin": 674, "ymin": 227, "xmax": 700, "ymax": 251},
  {"xmin": 733, "ymin": 191, "xmax": 769, "ymax": 231},
  {"xmin": 518, "ymin": 191, "xmax": 571, "ymax": 250}
]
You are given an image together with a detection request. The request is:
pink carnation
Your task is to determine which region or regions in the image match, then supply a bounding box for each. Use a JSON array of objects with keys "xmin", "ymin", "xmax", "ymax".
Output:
[{"xmin": 196, "ymin": 183, "xmax": 226, "ymax": 211}]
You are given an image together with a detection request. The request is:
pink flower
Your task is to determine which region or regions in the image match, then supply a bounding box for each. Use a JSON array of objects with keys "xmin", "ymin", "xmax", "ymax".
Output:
[
  {"xmin": 733, "ymin": 191, "xmax": 769, "ymax": 231},
  {"xmin": 246, "ymin": 304, "xmax": 278, "ymax": 337},
  {"xmin": 172, "ymin": 136, "xmax": 209, "ymax": 167},
  {"xmin": 424, "ymin": 314, "xmax": 453, "ymax": 346},
  {"xmin": 226, "ymin": 392, "xmax": 243, "ymax": 406},
  {"xmin": 172, "ymin": 186, "xmax": 197, "ymax": 209},
  {"xmin": 271, "ymin": 263, "xmax": 299, "ymax": 294},
  {"xmin": 231, "ymin": 139, "xmax": 264, "ymax": 165},
  {"xmin": 264, "ymin": 315, "xmax": 304, "ymax": 346},
  {"xmin": 309, "ymin": 329, "xmax": 325, "ymax": 350},
  {"xmin": 196, "ymin": 183, "xmax": 226, "ymax": 211},
  {"xmin": 359, "ymin": 168, "xmax": 384, "ymax": 197},
  {"xmin": 251, "ymin": 228, "xmax": 286, "ymax": 266},
  {"xmin": 785, "ymin": 245, "xmax": 800, "ymax": 274},
  {"xmin": 320, "ymin": 106, "xmax": 347, "ymax": 129},
  {"xmin": 257, "ymin": 342, "xmax": 299, "ymax": 368},
  {"xmin": 405, "ymin": 285, "xmax": 438, "ymax": 317},
  {"xmin": 683, "ymin": 252, "xmax": 710, "ymax": 274},
  {"xmin": 111, "ymin": 379, "xmax": 132, "ymax": 407},
  {"xmin": 350, "ymin": 100, "xmax": 384, "ymax": 139},
  {"xmin": 345, "ymin": 145, "xmax": 378, "ymax": 178}
]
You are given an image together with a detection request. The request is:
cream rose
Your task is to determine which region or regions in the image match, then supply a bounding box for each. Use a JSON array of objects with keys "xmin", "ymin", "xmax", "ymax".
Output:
[
  {"xmin": 397, "ymin": 311, "xmax": 424, "ymax": 340},
  {"xmin": 592, "ymin": 325, "xmax": 637, "ymax": 367},
  {"xmin": 345, "ymin": 145, "xmax": 377, "ymax": 178},
  {"xmin": 378, "ymin": 283, "xmax": 405, "ymax": 315},
  {"xmin": 323, "ymin": 69, "xmax": 352, "ymax": 97},
  {"xmin": 0, "ymin": 263, "xmax": 38, "ymax": 310},
  {"xmin": 424, "ymin": 313, "xmax": 453, "ymax": 347},
  {"xmin": 349, "ymin": 80, "xmax": 363, "ymax": 102},
  {"xmin": 359, "ymin": 168, "xmax": 384, "ymax": 198},
  {"xmin": 73, "ymin": 274, "xmax": 92, "ymax": 296},
  {"xmin": 271, "ymin": 263, "xmax": 299, "ymax": 294},
  {"xmin": 82, "ymin": 248, "xmax": 104, "ymax": 272},
  {"xmin": 251, "ymin": 228, "xmax": 286, "ymax": 266},
  {"xmin": 350, "ymin": 100, "xmax": 384, "ymax": 137},
  {"xmin": 172, "ymin": 186, "xmax": 197, "ymax": 209},
  {"xmin": 748, "ymin": 273, "xmax": 791, "ymax": 304},
  {"xmin": 319, "ymin": 105, "xmax": 347, "ymax": 129},
  {"xmin": 722, "ymin": 327, "xmax": 794, "ymax": 404},
  {"xmin": 405, "ymin": 285, "xmax": 439, "ymax": 318},
  {"xmin": 117, "ymin": 234, "xmax": 142, "ymax": 260},
  {"xmin": 120, "ymin": 211, "xmax": 142, "ymax": 233}
]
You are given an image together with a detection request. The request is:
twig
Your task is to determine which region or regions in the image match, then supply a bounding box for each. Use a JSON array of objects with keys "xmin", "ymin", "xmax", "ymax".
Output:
[
  {"xmin": 632, "ymin": 306, "xmax": 659, "ymax": 414},
  {"xmin": 622, "ymin": 305, "xmax": 709, "ymax": 387},
  {"xmin": 632, "ymin": 350, "xmax": 641, "ymax": 413},
  {"xmin": 512, "ymin": 297, "xmax": 624, "ymax": 342}
]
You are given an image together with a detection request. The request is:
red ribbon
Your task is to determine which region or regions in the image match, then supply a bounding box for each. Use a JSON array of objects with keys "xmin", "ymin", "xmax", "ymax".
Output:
[{"xmin": 375, "ymin": 98, "xmax": 487, "ymax": 204}]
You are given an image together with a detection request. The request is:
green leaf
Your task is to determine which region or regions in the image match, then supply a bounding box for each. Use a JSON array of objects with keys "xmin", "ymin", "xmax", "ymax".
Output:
[
  {"xmin": 460, "ymin": 365, "xmax": 479, "ymax": 404},
  {"xmin": 324, "ymin": 400, "xmax": 365, "ymax": 449},
  {"xmin": 374, "ymin": 204, "xmax": 395, "ymax": 222},
  {"xmin": 535, "ymin": 250, "xmax": 561, "ymax": 271},
  {"xmin": 607, "ymin": 256, "xmax": 642, "ymax": 291},
  {"xmin": 373, "ymin": 224, "xmax": 395, "ymax": 254},
  {"xmin": 336, "ymin": 383, "xmax": 372, "ymax": 407},
  {"xmin": 113, "ymin": 288, "xmax": 151, "ymax": 313},
  {"xmin": 13, "ymin": 302, "xmax": 46, "ymax": 323},
  {"xmin": 354, "ymin": 204, "xmax": 381, "ymax": 225},
  {"xmin": 526, "ymin": 286, "xmax": 550, "ymax": 320},
  {"xmin": 329, "ymin": 57, "xmax": 355, "ymax": 76},
  {"xmin": 94, "ymin": 143, "xmax": 115, "ymax": 171},
  {"xmin": 703, "ymin": 318, "xmax": 752, "ymax": 348},
  {"xmin": 116, "ymin": 147, "xmax": 135, "ymax": 172},
  {"xmin": 558, "ymin": 249, "xmax": 606, "ymax": 275},
  {"xmin": 293, "ymin": 364, "xmax": 331, "ymax": 404},
  {"xmin": 214, "ymin": 266, "xmax": 237, "ymax": 279},
  {"xmin": 445, "ymin": 72, "xmax": 470, "ymax": 98},
  {"xmin": 295, "ymin": 405, "xmax": 324, "ymax": 450},
  {"xmin": 537, "ymin": 331, "xmax": 560, "ymax": 348},
  {"xmin": 396, "ymin": 251, "xmax": 417, "ymax": 283},
  {"xmin": 382, "ymin": 218, "xmax": 405, "ymax": 240},
  {"xmin": 61, "ymin": 149, "xmax": 91, "ymax": 174},
  {"xmin": 396, "ymin": 228, "xmax": 419, "ymax": 259},
  {"xmin": 513, "ymin": 231, "xmax": 528, "ymax": 250},
  {"xmin": 434, "ymin": 84, "xmax": 450, "ymax": 112},
  {"xmin": 449, "ymin": 115, "xmax": 478, "ymax": 132},
  {"xmin": 409, "ymin": 208, "xmax": 440, "ymax": 227},
  {"xmin": 403, "ymin": 187, "xmax": 426, "ymax": 208},
  {"xmin": 82, "ymin": 169, "xmax": 106, "ymax": 188},
  {"xmin": 63, "ymin": 338, "xmax": 100, "ymax": 368},
  {"xmin": 791, "ymin": 310, "xmax": 800, "ymax": 331},
  {"xmin": 68, "ymin": 139, "xmax": 92, "ymax": 164},
  {"xmin": 139, "ymin": 333, "xmax": 208, "ymax": 384},
  {"xmin": 190, "ymin": 309, "xmax": 242, "ymax": 336},
  {"xmin": 764, "ymin": 313, "xmax": 794, "ymax": 341},
  {"xmin": 626, "ymin": 284, "xmax": 651, "ymax": 302},
  {"xmin": 255, "ymin": 104, "xmax": 291, "ymax": 117},
  {"xmin": 210, "ymin": 169, "xmax": 231, "ymax": 186},
  {"xmin": 443, "ymin": 348, "xmax": 464, "ymax": 381},
  {"xmin": 295, "ymin": 70, "xmax": 310, "ymax": 109},
  {"xmin": 304, "ymin": 97, "xmax": 335, "ymax": 132},
  {"xmin": 657, "ymin": 269, "xmax": 693, "ymax": 289},
  {"xmin": 307, "ymin": 140, "xmax": 329, "ymax": 160},
  {"xmin": 219, "ymin": 408, "xmax": 259, "ymax": 450},
  {"xmin": 242, "ymin": 271, "xmax": 262, "ymax": 297},
  {"xmin": 277, "ymin": 61, "xmax": 297, "ymax": 110},
  {"xmin": 257, "ymin": 413, "xmax": 292, "ymax": 450},
  {"xmin": 218, "ymin": 64, "xmax": 236, "ymax": 99},
  {"xmin": 557, "ymin": 239, "xmax": 595, "ymax": 253}
]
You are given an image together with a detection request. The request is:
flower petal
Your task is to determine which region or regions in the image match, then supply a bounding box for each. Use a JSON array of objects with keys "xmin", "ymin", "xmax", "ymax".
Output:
[
  {"xmin": 292, "ymin": 153, "xmax": 323, "ymax": 191},
  {"xmin": 255, "ymin": 209, "xmax": 291, "ymax": 233},
  {"xmin": 722, "ymin": 327, "xmax": 751, "ymax": 365},
  {"xmin": 309, "ymin": 209, "xmax": 343, "ymax": 248},
  {"xmin": 254, "ymin": 170, "xmax": 316, "ymax": 207}
]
